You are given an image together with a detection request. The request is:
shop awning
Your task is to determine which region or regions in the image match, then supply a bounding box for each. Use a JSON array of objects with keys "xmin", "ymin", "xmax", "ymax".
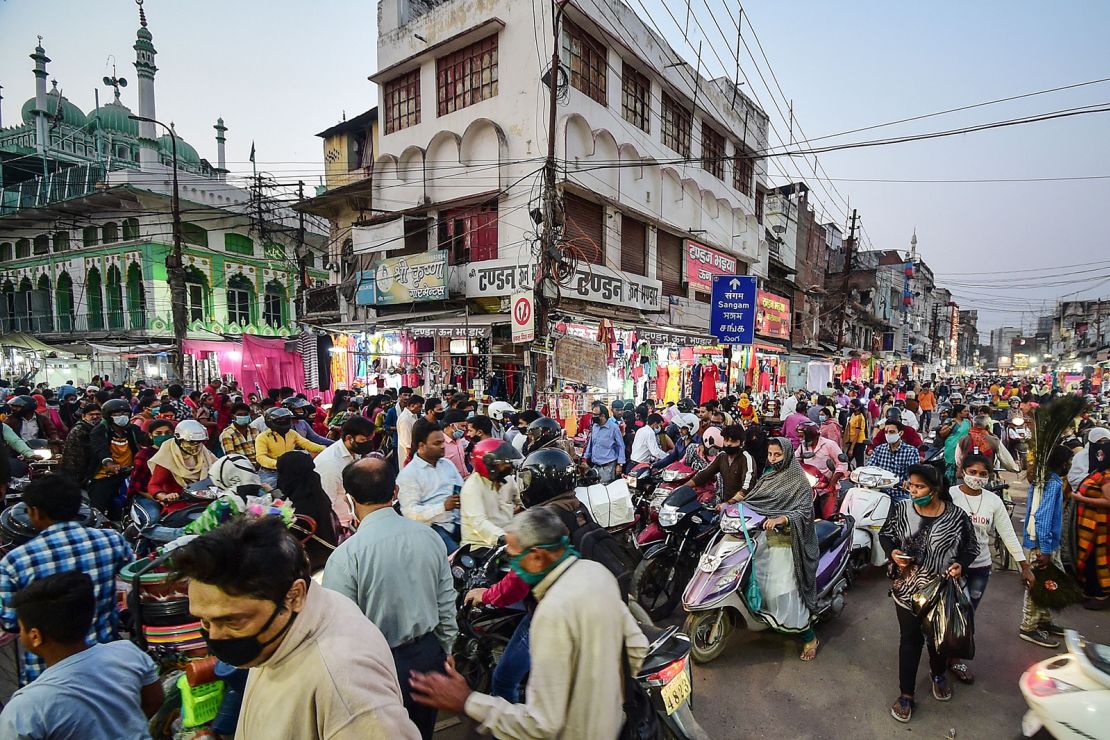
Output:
[
  {"xmin": 0, "ymin": 332, "xmax": 76, "ymax": 357},
  {"xmin": 754, "ymin": 340, "xmax": 789, "ymax": 354}
]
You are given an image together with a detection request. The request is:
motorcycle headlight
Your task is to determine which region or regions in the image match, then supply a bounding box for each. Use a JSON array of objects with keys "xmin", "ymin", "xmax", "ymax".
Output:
[
  {"xmin": 1024, "ymin": 668, "xmax": 1082, "ymax": 697},
  {"xmin": 1012, "ymin": 417, "xmax": 1024, "ymax": 427},
  {"xmin": 661, "ymin": 469, "xmax": 681, "ymax": 483},
  {"xmin": 625, "ymin": 475, "xmax": 638, "ymax": 489},
  {"xmin": 658, "ymin": 505, "xmax": 680, "ymax": 527},
  {"xmin": 804, "ymin": 472, "xmax": 818, "ymax": 488}
]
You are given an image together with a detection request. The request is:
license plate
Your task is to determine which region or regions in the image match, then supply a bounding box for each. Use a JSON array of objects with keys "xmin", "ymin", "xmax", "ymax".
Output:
[{"xmin": 661, "ymin": 669, "xmax": 692, "ymax": 715}]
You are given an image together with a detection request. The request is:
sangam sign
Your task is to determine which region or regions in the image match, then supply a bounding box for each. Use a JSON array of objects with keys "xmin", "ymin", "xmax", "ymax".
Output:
[{"xmin": 466, "ymin": 258, "xmax": 663, "ymax": 312}]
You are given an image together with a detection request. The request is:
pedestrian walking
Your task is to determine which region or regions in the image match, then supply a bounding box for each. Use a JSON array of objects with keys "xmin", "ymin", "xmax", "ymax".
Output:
[{"xmin": 1020, "ymin": 445, "xmax": 1074, "ymax": 647}]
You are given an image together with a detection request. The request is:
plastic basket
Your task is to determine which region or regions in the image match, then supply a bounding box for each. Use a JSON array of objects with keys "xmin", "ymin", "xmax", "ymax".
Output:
[{"xmin": 176, "ymin": 674, "xmax": 224, "ymax": 728}]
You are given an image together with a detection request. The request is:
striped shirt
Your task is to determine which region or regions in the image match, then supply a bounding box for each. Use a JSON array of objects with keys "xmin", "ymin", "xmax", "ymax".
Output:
[
  {"xmin": 219, "ymin": 424, "xmax": 259, "ymax": 466},
  {"xmin": 879, "ymin": 500, "xmax": 978, "ymax": 609}
]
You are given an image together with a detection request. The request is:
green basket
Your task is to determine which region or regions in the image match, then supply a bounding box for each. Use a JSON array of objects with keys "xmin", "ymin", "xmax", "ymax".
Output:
[{"xmin": 176, "ymin": 674, "xmax": 224, "ymax": 728}]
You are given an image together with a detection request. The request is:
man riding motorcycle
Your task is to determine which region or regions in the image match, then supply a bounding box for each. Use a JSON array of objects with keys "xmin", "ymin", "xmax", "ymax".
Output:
[
  {"xmin": 4, "ymin": 395, "xmax": 61, "ymax": 443},
  {"xmin": 460, "ymin": 438, "xmax": 523, "ymax": 550},
  {"xmin": 87, "ymin": 398, "xmax": 145, "ymax": 520}
]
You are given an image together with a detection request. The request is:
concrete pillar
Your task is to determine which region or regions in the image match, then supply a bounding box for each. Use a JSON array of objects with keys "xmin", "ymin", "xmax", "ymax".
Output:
[{"xmin": 646, "ymin": 224, "xmax": 658, "ymax": 279}]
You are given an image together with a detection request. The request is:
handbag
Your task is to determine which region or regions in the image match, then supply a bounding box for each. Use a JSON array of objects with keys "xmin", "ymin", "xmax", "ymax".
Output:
[
  {"xmin": 737, "ymin": 502, "xmax": 763, "ymax": 612},
  {"xmin": 618, "ymin": 638, "xmax": 661, "ymax": 740}
]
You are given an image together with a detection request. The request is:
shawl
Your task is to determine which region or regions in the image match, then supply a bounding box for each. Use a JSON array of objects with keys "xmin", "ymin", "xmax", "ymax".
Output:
[
  {"xmin": 742, "ymin": 437, "xmax": 819, "ymax": 611},
  {"xmin": 147, "ymin": 438, "xmax": 217, "ymax": 488}
]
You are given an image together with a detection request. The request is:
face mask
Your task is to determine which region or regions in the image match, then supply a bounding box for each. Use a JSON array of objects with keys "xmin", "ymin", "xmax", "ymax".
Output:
[
  {"xmin": 112, "ymin": 415, "xmax": 130, "ymax": 427},
  {"xmin": 911, "ymin": 493, "xmax": 934, "ymax": 506},
  {"xmin": 235, "ymin": 415, "xmax": 251, "ymax": 426},
  {"xmin": 963, "ymin": 475, "xmax": 988, "ymax": 491},
  {"xmin": 179, "ymin": 441, "xmax": 201, "ymax": 456},
  {"xmin": 722, "ymin": 445, "xmax": 741, "ymax": 456},
  {"xmin": 819, "ymin": 415, "xmax": 828, "ymax": 423},
  {"xmin": 885, "ymin": 433, "xmax": 901, "ymax": 445},
  {"xmin": 153, "ymin": 433, "xmax": 174, "ymax": 447},
  {"xmin": 509, "ymin": 537, "xmax": 575, "ymax": 586},
  {"xmin": 204, "ymin": 602, "xmax": 297, "ymax": 667},
  {"xmin": 467, "ymin": 411, "xmax": 476, "ymax": 419},
  {"xmin": 592, "ymin": 416, "xmax": 602, "ymax": 426},
  {"xmin": 452, "ymin": 429, "xmax": 466, "ymax": 440},
  {"xmin": 269, "ymin": 422, "xmax": 292, "ymax": 433}
]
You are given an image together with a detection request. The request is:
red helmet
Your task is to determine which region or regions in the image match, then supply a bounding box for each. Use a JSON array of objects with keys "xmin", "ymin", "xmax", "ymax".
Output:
[{"xmin": 471, "ymin": 438, "xmax": 522, "ymax": 481}]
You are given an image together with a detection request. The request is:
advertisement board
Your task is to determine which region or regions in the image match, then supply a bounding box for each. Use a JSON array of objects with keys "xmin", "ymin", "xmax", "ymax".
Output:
[
  {"xmin": 554, "ymin": 335, "xmax": 609, "ymax": 388},
  {"xmin": 754, "ymin": 289, "xmax": 791, "ymax": 341},
  {"xmin": 684, "ymin": 240, "xmax": 739, "ymax": 294},
  {"xmin": 356, "ymin": 250, "xmax": 447, "ymax": 305},
  {"xmin": 465, "ymin": 258, "xmax": 662, "ymax": 312},
  {"xmin": 511, "ymin": 290, "xmax": 535, "ymax": 343}
]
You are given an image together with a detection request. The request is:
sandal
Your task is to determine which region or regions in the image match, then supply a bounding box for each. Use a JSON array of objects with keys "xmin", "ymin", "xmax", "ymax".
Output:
[
  {"xmin": 890, "ymin": 695, "xmax": 915, "ymax": 723},
  {"xmin": 948, "ymin": 661, "xmax": 975, "ymax": 684},
  {"xmin": 800, "ymin": 637, "xmax": 820, "ymax": 661}
]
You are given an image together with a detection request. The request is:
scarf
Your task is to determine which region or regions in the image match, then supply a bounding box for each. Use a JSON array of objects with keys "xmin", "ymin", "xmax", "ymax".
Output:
[
  {"xmin": 742, "ymin": 437, "xmax": 819, "ymax": 611},
  {"xmin": 147, "ymin": 439, "xmax": 216, "ymax": 488}
]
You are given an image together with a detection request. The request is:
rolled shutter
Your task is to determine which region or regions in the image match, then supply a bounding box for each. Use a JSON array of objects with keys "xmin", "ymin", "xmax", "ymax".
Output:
[
  {"xmin": 657, "ymin": 230, "xmax": 682, "ymax": 296},
  {"xmin": 621, "ymin": 216, "xmax": 647, "ymax": 276},
  {"xmin": 563, "ymin": 193, "xmax": 604, "ymax": 266}
]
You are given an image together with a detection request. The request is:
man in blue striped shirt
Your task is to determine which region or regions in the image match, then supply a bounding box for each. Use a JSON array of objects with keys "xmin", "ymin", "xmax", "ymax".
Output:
[{"xmin": 583, "ymin": 404, "xmax": 625, "ymax": 484}]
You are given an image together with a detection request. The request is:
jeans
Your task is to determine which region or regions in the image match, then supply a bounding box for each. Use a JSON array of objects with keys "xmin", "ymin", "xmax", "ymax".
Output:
[
  {"xmin": 87, "ymin": 476, "xmax": 126, "ymax": 521},
  {"xmin": 491, "ymin": 613, "xmax": 531, "ymax": 702},
  {"xmin": 920, "ymin": 410, "xmax": 933, "ymax": 431},
  {"xmin": 133, "ymin": 496, "xmax": 187, "ymax": 545},
  {"xmin": 392, "ymin": 633, "xmax": 445, "ymax": 740},
  {"xmin": 896, "ymin": 603, "xmax": 946, "ymax": 696},
  {"xmin": 431, "ymin": 522, "xmax": 460, "ymax": 553},
  {"xmin": 965, "ymin": 566, "xmax": 991, "ymax": 611},
  {"xmin": 593, "ymin": 461, "xmax": 618, "ymax": 484},
  {"xmin": 850, "ymin": 444, "xmax": 866, "ymax": 469},
  {"xmin": 259, "ymin": 469, "xmax": 279, "ymax": 489}
]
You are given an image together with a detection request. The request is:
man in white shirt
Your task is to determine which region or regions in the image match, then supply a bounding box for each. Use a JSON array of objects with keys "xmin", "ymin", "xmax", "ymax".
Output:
[
  {"xmin": 397, "ymin": 394, "xmax": 425, "ymax": 471},
  {"xmin": 396, "ymin": 419, "xmax": 464, "ymax": 551},
  {"xmin": 781, "ymin": 389, "xmax": 802, "ymax": 418},
  {"xmin": 313, "ymin": 415, "xmax": 376, "ymax": 528},
  {"xmin": 631, "ymin": 413, "xmax": 667, "ymax": 466}
]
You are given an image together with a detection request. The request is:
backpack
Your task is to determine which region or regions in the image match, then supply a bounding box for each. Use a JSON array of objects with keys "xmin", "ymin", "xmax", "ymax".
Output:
[
  {"xmin": 552, "ymin": 504, "xmax": 637, "ymax": 598},
  {"xmin": 964, "ymin": 427, "xmax": 996, "ymax": 465}
]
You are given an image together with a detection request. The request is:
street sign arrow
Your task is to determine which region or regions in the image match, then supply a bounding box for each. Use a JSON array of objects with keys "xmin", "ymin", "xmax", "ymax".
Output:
[{"xmin": 729, "ymin": 278, "xmax": 741, "ymax": 290}]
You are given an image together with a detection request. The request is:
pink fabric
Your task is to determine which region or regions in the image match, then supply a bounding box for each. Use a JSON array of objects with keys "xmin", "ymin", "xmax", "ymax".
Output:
[
  {"xmin": 181, "ymin": 339, "xmax": 241, "ymax": 377},
  {"xmin": 241, "ymin": 335, "xmax": 305, "ymax": 399}
]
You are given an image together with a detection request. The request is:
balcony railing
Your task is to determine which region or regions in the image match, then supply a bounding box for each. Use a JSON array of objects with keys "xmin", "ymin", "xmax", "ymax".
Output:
[{"xmin": 0, "ymin": 163, "xmax": 108, "ymax": 216}]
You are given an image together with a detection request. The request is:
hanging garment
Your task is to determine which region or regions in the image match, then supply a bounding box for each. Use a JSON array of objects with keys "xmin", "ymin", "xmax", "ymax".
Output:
[
  {"xmin": 656, "ymin": 365, "xmax": 669, "ymax": 402},
  {"xmin": 699, "ymin": 363, "xmax": 720, "ymax": 404},
  {"xmin": 690, "ymin": 364, "xmax": 703, "ymax": 404},
  {"xmin": 299, "ymin": 333, "xmax": 319, "ymax": 390},
  {"xmin": 664, "ymin": 365, "xmax": 682, "ymax": 404},
  {"xmin": 317, "ymin": 335, "xmax": 334, "ymax": 391}
]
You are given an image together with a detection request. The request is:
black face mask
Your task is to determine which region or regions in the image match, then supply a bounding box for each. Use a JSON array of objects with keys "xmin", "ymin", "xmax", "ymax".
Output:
[
  {"xmin": 434, "ymin": 411, "xmax": 445, "ymax": 421},
  {"xmin": 592, "ymin": 416, "xmax": 603, "ymax": 426},
  {"xmin": 722, "ymin": 445, "xmax": 741, "ymax": 456},
  {"xmin": 349, "ymin": 439, "xmax": 375, "ymax": 455},
  {"xmin": 204, "ymin": 602, "xmax": 297, "ymax": 667},
  {"xmin": 21, "ymin": 409, "xmax": 35, "ymax": 419},
  {"xmin": 268, "ymin": 421, "xmax": 292, "ymax": 433}
]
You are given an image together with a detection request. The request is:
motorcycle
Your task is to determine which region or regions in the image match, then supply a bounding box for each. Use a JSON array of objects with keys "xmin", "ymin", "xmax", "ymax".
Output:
[
  {"xmin": 680, "ymin": 503, "xmax": 853, "ymax": 663},
  {"xmin": 632, "ymin": 460, "xmax": 716, "ymax": 552},
  {"xmin": 797, "ymin": 455, "xmax": 846, "ymax": 520},
  {"xmin": 630, "ymin": 485, "xmax": 720, "ymax": 621},
  {"xmin": 122, "ymin": 479, "xmax": 222, "ymax": 557},
  {"xmin": 1005, "ymin": 415, "xmax": 1031, "ymax": 471},
  {"xmin": 1020, "ymin": 630, "xmax": 1109, "ymax": 739},
  {"xmin": 838, "ymin": 465, "xmax": 900, "ymax": 582}
]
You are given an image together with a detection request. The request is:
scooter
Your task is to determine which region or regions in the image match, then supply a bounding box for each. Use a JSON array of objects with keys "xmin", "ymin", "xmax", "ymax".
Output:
[
  {"xmin": 680, "ymin": 503, "xmax": 853, "ymax": 664},
  {"xmin": 1005, "ymin": 415, "xmax": 1030, "ymax": 471},
  {"xmin": 839, "ymin": 465, "xmax": 899, "ymax": 582},
  {"xmin": 1020, "ymin": 630, "xmax": 1109, "ymax": 739}
]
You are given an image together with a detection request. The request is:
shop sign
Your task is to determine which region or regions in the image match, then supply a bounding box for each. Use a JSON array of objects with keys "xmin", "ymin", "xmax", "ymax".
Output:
[
  {"xmin": 755, "ymin": 289, "xmax": 791, "ymax": 341},
  {"xmin": 949, "ymin": 304, "xmax": 959, "ymax": 366},
  {"xmin": 356, "ymin": 250, "xmax": 448, "ymax": 305},
  {"xmin": 684, "ymin": 240, "xmax": 739, "ymax": 293},
  {"xmin": 408, "ymin": 324, "xmax": 492, "ymax": 339},
  {"xmin": 709, "ymin": 275, "xmax": 757, "ymax": 345},
  {"xmin": 511, "ymin": 290, "xmax": 535, "ymax": 343},
  {"xmin": 554, "ymin": 335, "xmax": 609, "ymax": 388},
  {"xmin": 466, "ymin": 258, "xmax": 663, "ymax": 312}
]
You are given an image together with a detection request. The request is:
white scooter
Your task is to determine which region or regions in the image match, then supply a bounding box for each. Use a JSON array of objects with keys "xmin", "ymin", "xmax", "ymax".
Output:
[
  {"xmin": 1020, "ymin": 630, "xmax": 1110, "ymax": 739},
  {"xmin": 838, "ymin": 465, "xmax": 899, "ymax": 582}
]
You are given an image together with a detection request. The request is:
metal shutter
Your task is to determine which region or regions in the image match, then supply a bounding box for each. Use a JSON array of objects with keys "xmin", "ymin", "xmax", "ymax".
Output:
[
  {"xmin": 563, "ymin": 193, "xmax": 604, "ymax": 266},
  {"xmin": 657, "ymin": 230, "xmax": 682, "ymax": 296},
  {"xmin": 621, "ymin": 215, "xmax": 647, "ymax": 276}
]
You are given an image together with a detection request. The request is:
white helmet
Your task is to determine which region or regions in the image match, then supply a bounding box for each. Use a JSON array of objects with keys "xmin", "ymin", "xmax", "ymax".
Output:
[
  {"xmin": 487, "ymin": 401, "xmax": 517, "ymax": 422},
  {"xmin": 174, "ymin": 419, "xmax": 209, "ymax": 442},
  {"xmin": 210, "ymin": 453, "xmax": 260, "ymax": 491}
]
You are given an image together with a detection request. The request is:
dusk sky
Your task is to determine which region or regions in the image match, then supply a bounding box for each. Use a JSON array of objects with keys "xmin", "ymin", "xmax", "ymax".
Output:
[{"xmin": 3, "ymin": 0, "xmax": 1108, "ymax": 334}]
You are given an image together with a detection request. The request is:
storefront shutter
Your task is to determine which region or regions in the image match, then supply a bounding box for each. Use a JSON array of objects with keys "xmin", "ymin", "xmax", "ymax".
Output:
[
  {"xmin": 621, "ymin": 215, "xmax": 647, "ymax": 276},
  {"xmin": 657, "ymin": 230, "xmax": 682, "ymax": 296},
  {"xmin": 563, "ymin": 193, "xmax": 604, "ymax": 266}
]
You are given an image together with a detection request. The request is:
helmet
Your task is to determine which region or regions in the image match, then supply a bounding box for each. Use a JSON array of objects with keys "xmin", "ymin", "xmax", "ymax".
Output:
[
  {"xmin": 518, "ymin": 448, "xmax": 578, "ymax": 508},
  {"xmin": 677, "ymin": 397, "xmax": 695, "ymax": 413},
  {"xmin": 210, "ymin": 453, "xmax": 260, "ymax": 491},
  {"xmin": 264, "ymin": 407, "xmax": 294, "ymax": 431},
  {"xmin": 487, "ymin": 401, "xmax": 517, "ymax": 421},
  {"xmin": 471, "ymin": 438, "xmax": 522, "ymax": 480},
  {"xmin": 101, "ymin": 398, "xmax": 131, "ymax": 416},
  {"xmin": 8, "ymin": 395, "xmax": 35, "ymax": 413},
  {"xmin": 174, "ymin": 419, "xmax": 209, "ymax": 442},
  {"xmin": 702, "ymin": 426, "xmax": 723, "ymax": 449},
  {"xmin": 524, "ymin": 417, "xmax": 563, "ymax": 455}
]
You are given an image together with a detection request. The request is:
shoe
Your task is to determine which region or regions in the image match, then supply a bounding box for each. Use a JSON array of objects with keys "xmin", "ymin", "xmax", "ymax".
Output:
[
  {"xmin": 948, "ymin": 661, "xmax": 975, "ymax": 684},
  {"xmin": 1041, "ymin": 623, "xmax": 1066, "ymax": 637},
  {"xmin": 1020, "ymin": 629, "xmax": 1060, "ymax": 648},
  {"xmin": 931, "ymin": 674, "xmax": 953, "ymax": 702},
  {"xmin": 1082, "ymin": 597, "xmax": 1110, "ymax": 611},
  {"xmin": 890, "ymin": 695, "xmax": 915, "ymax": 723}
]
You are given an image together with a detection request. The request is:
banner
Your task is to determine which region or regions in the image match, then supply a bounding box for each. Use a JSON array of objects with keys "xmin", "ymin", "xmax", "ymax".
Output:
[
  {"xmin": 755, "ymin": 289, "xmax": 791, "ymax": 341},
  {"xmin": 465, "ymin": 258, "xmax": 663, "ymax": 312},
  {"xmin": 554, "ymin": 335, "xmax": 609, "ymax": 388},
  {"xmin": 511, "ymin": 290, "xmax": 535, "ymax": 343},
  {"xmin": 356, "ymin": 250, "xmax": 447, "ymax": 305},
  {"xmin": 684, "ymin": 240, "xmax": 739, "ymax": 293}
]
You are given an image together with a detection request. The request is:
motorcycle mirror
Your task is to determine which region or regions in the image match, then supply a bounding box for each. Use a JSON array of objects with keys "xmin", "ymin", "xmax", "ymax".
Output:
[
  {"xmin": 837, "ymin": 453, "xmax": 849, "ymax": 462},
  {"xmin": 826, "ymin": 459, "xmax": 836, "ymax": 471}
]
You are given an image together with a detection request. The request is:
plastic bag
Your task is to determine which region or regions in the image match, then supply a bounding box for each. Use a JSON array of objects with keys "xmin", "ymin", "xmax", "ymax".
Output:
[{"xmin": 913, "ymin": 576, "xmax": 975, "ymax": 660}]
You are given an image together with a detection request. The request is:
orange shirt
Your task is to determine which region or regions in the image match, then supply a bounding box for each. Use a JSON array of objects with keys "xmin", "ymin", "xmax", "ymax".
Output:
[{"xmin": 918, "ymin": 390, "xmax": 936, "ymax": 411}]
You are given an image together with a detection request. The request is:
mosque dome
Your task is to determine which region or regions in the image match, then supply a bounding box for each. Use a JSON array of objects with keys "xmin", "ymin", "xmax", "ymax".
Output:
[
  {"xmin": 20, "ymin": 88, "xmax": 86, "ymax": 128},
  {"xmin": 157, "ymin": 133, "xmax": 200, "ymax": 165},
  {"xmin": 87, "ymin": 99, "xmax": 139, "ymax": 137}
]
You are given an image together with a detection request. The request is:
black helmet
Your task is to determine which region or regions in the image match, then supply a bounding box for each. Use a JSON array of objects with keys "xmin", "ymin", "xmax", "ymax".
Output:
[
  {"xmin": 518, "ymin": 448, "xmax": 578, "ymax": 508},
  {"xmin": 264, "ymin": 407, "xmax": 294, "ymax": 432},
  {"xmin": 8, "ymin": 395, "xmax": 36, "ymax": 413},
  {"xmin": 677, "ymin": 397, "xmax": 695, "ymax": 413},
  {"xmin": 101, "ymin": 398, "xmax": 131, "ymax": 417},
  {"xmin": 524, "ymin": 417, "xmax": 563, "ymax": 455}
]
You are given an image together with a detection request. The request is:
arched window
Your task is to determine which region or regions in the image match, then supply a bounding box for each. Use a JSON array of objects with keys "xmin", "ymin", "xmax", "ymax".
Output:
[
  {"xmin": 102, "ymin": 222, "xmax": 119, "ymax": 244},
  {"xmin": 83, "ymin": 226, "xmax": 99, "ymax": 247},
  {"xmin": 36, "ymin": 274, "xmax": 53, "ymax": 332},
  {"xmin": 226, "ymin": 274, "xmax": 256, "ymax": 326},
  {"xmin": 86, "ymin": 267, "xmax": 104, "ymax": 330},
  {"xmin": 0, "ymin": 243, "xmax": 11, "ymax": 262},
  {"xmin": 0, "ymin": 280, "xmax": 14, "ymax": 333},
  {"xmin": 56, "ymin": 272, "xmax": 74, "ymax": 332},
  {"xmin": 15, "ymin": 239, "xmax": 30, "ymax": 258},
  {"xmin": 53, "ymin": 231, "xmax": 69, "ymax": 252},
  {"xmin": 182, "ymin": 222, "xmax": 209, "ymax": 247},
  {"xmin": 224, "ymin": 233, "xmax": 254, "ymax": 256},
  {"xmin": 263, "ymin": 280, "xmax": 287, "ymax": 328},
  {"xmin": 126, "ymin": 263, "xmax": 145, "ymax": 330},
  {"xmin": 183, "ymin": 267, "xmax": 210, "ymax": 323},
  {"xmin": 106, "ymin": 265, "xmax": 124, "ymax": 330},
  {"xmin": 33, "ymin": 234, "xmax": 49, "ymax": 255},
  {"xmin": 17, "ymin": 277, "xmax": 33, "ymax": 332},
  {"xmin": 122, "ymin": 218, "xmax": 140, "ymax": 240}
]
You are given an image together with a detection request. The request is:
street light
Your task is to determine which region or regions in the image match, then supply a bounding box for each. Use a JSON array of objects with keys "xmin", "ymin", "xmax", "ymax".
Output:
[{"xmin": 129, "ymin": 114, "xmax": 186, "ymax": 379}]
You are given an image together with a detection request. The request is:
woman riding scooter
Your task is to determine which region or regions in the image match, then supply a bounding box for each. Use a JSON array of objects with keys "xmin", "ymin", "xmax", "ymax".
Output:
[{"xmin": 147, "ymin": 419, "xmax": 217, "ymax": 499}]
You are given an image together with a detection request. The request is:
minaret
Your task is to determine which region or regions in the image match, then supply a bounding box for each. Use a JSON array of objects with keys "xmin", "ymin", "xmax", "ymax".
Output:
[
  {"xmin": 909, "ymin": 229, "xmax": 917, "ymax": 260},
  {"xmin": 30, "ymin": 38, "xmax": 50, "ymax": 154},
  {"xmin": 214, "ymin": 117, "xmax": 227, "ymax": 179},
  {"xmin": 132, "ymin": 0, "xmax": 159, "ymax": 170}
]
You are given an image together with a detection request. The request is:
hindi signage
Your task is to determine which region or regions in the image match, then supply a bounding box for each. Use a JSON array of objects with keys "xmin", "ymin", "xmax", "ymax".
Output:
[
  {"xmin": 684, "ymin": 240, "xmax": 739, "ymax": 294},
  {"xmin": 554, "ymin": 335, "xmax": 609, "ymax": 388},
  {"xmin": 709, "ymin": 276, "xmax": 757, "ymax": 345},
  {"xmin": 755, "ymin": 289, "xmax": 791, "ymax": 341},
  {"xmin": 511, "ymin": 290, "xmax": 535, "ymax": 343},
  {"xmin": 356, "ymin": 250, "xmax": 448, "ymax": 306},
  {"xmin": 466, "ymin": 258, "xmax": 662, "ymax": 312}
]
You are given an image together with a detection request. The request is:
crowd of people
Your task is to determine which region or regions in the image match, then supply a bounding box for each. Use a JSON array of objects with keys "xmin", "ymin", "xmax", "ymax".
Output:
[{"xmin": 0, "ymin": 370, "xmax": 1103, "ymax": 736}]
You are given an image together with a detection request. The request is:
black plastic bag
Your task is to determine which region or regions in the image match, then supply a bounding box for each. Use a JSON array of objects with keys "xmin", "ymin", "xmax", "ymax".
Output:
[{"xmin": 913, "ymin": 576, "xmax": 975, "ymax": 660}]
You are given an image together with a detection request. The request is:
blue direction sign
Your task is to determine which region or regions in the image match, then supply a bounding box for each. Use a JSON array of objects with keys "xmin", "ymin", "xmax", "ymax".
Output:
[{"xmin": 709, "ymin": 275, "xmax": 757, "ymax": 344}]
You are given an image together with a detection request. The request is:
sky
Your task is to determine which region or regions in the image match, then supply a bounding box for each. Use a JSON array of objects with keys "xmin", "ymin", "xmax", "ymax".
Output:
[{"xmin": 3, "ymin": 0, "xmax": 1109, "ymax": 335}]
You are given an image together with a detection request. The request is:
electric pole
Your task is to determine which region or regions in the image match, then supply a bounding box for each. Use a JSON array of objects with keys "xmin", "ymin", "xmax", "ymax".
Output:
[
  {"xmin": 836, "ymin": 208, "xmax": 858, "ymax": 352},
  {"xmin": 296, "ymin": 180, "xmax": 307, "ymax": 322}
]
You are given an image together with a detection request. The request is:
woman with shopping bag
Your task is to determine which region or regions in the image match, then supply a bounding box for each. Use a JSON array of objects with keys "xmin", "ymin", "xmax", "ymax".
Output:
[{"xmin": 879, "ymin": 463, "xmax": 979, "ymax": 724}]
